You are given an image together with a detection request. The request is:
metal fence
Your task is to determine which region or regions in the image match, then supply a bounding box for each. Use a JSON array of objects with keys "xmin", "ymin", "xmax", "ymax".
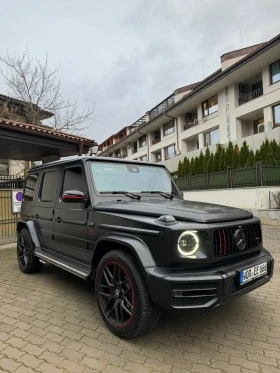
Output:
[
  {"xmin": 0, "ymin": 175, "xmax": 24, "ymax": 189},
  {"xmin": 0, "ymin": 175, "xmax": 24, "ymax": 242},
  {"xmin": 175, "ymin": 163, "xmax": 280, "ymax": 191}
]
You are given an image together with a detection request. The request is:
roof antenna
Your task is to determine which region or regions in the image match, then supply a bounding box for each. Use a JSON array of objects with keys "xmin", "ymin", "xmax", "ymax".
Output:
[
  {"xmin": 202, "ymin": 58, "xmax": 205, "ymax": 79},
  {"xmin": 240, "ymin": 30, "xmax": 243, "ymax": 49}
]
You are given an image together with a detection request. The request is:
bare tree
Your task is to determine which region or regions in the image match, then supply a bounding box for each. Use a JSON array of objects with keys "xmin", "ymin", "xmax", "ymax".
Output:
[{"xmin": 0, "ymin": 49, "xmax": 94, "ymax": 133}]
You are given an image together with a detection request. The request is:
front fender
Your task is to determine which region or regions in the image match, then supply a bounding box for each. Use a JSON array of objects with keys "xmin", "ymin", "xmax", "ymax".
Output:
[{"xmin": 94, "ymin": 233, "xmax": 156, "ymax": 268}]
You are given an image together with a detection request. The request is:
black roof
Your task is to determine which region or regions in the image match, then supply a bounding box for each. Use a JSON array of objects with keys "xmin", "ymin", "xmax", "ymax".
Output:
[{"xmin": 29, "ymin": 156, "xmax": 166, "ymax": 172}]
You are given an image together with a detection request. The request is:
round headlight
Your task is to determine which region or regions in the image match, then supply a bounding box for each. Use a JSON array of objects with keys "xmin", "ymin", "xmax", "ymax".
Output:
[{"xmin": 177, "ymin": 231, "xmax": 199, "ymax": 257}]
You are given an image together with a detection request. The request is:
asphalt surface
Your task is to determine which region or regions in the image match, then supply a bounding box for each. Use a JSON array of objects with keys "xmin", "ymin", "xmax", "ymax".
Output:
[{"xmin": 0, "ymin": 223, "xmax": 279, "ymax": 373}]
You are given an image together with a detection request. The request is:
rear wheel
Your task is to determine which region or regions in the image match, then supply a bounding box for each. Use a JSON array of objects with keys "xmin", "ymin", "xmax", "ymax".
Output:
[
  {"xmin": 17, "ymin": 228, "xmax": 43, "ymax": 273},
  {"xmin": 96, "ymin": 250, "xmax": 161, "ymax": 338}
]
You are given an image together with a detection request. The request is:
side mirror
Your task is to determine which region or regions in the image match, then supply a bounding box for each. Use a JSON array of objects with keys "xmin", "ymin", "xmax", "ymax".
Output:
[{"xmin": 62, "ymin": 190, "xmax": 87, "ymax": 203}]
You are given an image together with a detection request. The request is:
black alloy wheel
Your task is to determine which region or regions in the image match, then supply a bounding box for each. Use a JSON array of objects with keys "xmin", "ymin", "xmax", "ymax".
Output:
[
  {"xmin": 17, "ymin": 228, "xmax": 42, "ymax": 273},
  {"xmin": 98, "ymin": 261, "xmax": 135, "ymax": 328},
  {"xmin": 96, "ymin": 250, "xmax": 161, "ymax": 338}
]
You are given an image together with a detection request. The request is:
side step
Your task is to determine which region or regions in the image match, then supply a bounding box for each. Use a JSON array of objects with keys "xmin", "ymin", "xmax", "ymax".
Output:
[{"xmin": 35, "ymin": 248, "xmax": 91, "ymax": 280}]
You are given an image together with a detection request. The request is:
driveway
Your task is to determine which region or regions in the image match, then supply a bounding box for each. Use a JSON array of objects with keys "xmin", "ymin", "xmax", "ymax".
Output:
[{"xmin": 0, "ymin": 224, "xmax": 279, "ymax": 373}]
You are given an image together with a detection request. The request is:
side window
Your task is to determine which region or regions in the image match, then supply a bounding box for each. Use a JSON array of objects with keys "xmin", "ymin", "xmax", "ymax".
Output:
[
  {"xmin": 23, "ymin": 174, "xmax": 39, "ymax": 201},
  {"xmin": 62, "ymin": 167, "xmax": 87, "ymax": 195},
  {"xmin": 40, "ymin": 171, "xmax": 58, "ymax": 202}
]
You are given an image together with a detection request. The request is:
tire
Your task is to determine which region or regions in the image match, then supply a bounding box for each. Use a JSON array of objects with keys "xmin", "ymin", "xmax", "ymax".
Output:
[
  {"xmin": 95, "ymin": 249, "xmax": 161, "ymax": 338},
  {"xmin": 17, "ymin": 228, "xmax": 43, "ymax": 273}
]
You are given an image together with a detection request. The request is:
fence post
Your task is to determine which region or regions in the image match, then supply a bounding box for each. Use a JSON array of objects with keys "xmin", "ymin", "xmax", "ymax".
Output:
[
  {"xmin": 256, "ymin": 162, "xmax": 262, "ymax": 186},
  {"xmin": 227, "ymin": 167, "xmax": 232, "ymax": 188},
  {"xmin": 204, "ymin": 171, "xmax": 209, "ymax": 190}
]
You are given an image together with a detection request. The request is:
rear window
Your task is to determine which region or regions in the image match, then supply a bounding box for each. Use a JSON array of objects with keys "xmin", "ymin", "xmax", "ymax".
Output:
[{"xmin": 23, "ymin": 174, "xmax": 38, "ymax": 201}]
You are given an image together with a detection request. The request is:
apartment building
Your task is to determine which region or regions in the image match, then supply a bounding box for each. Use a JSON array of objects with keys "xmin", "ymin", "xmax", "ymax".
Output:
[{"xmin": 98, "ymin": 33, "xmax": 280, "ymax": 174}]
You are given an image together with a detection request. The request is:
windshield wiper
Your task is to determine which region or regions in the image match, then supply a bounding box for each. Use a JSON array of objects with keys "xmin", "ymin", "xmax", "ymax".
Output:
[
  {"xmin": 140, "ymin": 190, "xmax": 174, "ymax": 200},
  {"xmin": 100, "ymin": 191, "xmax": 141, "ymax": 200}
]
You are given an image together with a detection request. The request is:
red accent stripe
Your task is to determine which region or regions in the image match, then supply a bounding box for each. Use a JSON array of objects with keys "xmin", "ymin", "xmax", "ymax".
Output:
[
  {"xmin": 218, "ymin": 230, "xmax": 223, "ymax": 256},
  {"xmin": 222, "ymin": 229, "xmax": 227, "ymax": 255}
]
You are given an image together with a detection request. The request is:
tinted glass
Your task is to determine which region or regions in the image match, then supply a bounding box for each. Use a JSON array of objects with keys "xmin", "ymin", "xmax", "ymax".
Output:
[
  {"xmin": 271, "ymin": 61, "xmax": 280, "ymax": 84},
  {"xmin": 40, "ymin": 171, "xmax": 58, "ymax": 202},
  {"xmin": 62, "ymin": 167, "xmax": 87, "ymax": 194},
  {"xmin": 23, "ymin": 174, "xmax": 38, "ymax": 201},
  {"xmin": 274, "ymin": 104, "xmax": 280, "ymax": 127},
  {"xmin": 163, "ymin": 120, "xmax": 175, "ymax": 136},
  {"xmin": 164, "ymin": 144, "xmax": 175, "ymax": 160}
]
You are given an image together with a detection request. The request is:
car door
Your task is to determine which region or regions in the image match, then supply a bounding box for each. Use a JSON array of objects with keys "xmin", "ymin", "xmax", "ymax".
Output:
[
  {"xmin": 53, "ymin": 164, "xmax": 90, "ymax": 264},
  {"xmin": 34, "ymin": 169, "xmax": 59, "ymax": 251}
]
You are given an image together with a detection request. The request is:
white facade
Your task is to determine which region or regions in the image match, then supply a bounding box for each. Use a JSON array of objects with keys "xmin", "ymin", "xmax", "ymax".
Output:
[{"xmin": 98, "ymin": 35, "xmax": 280, "ymax": 174}]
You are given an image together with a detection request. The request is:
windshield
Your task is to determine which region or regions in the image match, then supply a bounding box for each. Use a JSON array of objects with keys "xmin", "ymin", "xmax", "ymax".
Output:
[{"xmin": 90, "ymin": 162, "xmax": 176, "ymax": 195}]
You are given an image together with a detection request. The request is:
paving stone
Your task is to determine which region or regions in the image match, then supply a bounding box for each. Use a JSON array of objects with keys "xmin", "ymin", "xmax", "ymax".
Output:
[{"xmin": 0, "ymin": 225, "xmax": 279, "ymax": 373}]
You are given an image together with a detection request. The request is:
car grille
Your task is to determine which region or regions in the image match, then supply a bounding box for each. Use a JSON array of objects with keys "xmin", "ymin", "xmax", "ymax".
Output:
[
  {"xmin": 213, "ymin": 223, "xmax": 262, "ymax": 257},
  {"xmin": 169, "ymin": 282, "xmax": 218, "ymax": 307}
]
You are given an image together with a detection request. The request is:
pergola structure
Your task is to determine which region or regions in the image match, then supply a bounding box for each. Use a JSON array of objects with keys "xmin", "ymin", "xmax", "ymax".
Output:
[{"xmin": 0, "ymin": 119, "xmax": 97, "ymax": 162}]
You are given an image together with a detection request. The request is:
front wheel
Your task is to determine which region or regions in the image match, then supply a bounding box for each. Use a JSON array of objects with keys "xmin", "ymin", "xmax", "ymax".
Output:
[
  {"xmin": 17, "ymin": 228, "xmax": 43, "ymax": 273},
  {"xmin": 95, "ymin": 250, "xmax": 161, "ymax": 338}
]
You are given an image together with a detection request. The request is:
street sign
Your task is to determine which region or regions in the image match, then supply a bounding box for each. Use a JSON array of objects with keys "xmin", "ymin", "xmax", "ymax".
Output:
[{"xmin": 12, "ymin": 190, "xmax": 23, "ymax": 213}]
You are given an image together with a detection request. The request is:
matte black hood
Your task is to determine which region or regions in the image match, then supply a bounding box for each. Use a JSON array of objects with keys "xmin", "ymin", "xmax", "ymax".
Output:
[{"xmin": 95, "ymin": 199, "xmax": 253, "ymax": 223}]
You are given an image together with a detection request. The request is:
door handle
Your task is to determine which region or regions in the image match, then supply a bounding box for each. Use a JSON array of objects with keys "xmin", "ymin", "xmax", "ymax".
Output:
[{"xmin": 55, "ymin": 217, "xmax": 62, "ymax": 223}]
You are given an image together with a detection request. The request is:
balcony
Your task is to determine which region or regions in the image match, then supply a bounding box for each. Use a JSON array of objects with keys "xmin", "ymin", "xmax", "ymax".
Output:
[
  {"xmin": 184, "ymin": 118, "xmax": 198, "ymax": 131},
  {"xmin": 152, "ymin": 138, "xmax": 161, "ymax": 145},
  {"xmin": 149, "ymin": 95, "xmax": 175, "ymax": 120},
  {"xmin": 238, "ymin": 87, "xmax": 263, "ymax": 105}
]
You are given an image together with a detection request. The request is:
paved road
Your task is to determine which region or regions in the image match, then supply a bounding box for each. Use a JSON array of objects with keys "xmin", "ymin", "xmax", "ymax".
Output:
[{"xmin": 0, "ymin": 224, "xmax": 279, "ymax": 373}]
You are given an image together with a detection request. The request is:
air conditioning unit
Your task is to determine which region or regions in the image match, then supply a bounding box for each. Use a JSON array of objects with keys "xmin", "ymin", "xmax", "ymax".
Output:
[
  {"xmin": 186, "ymin": 112, "xmax": 194, "ymax": 120},
  {"xmin": 257, "ymin": 123, "xmax": 265, "ymax": 133},
  {"xmin": 239, "ymin": 83, "xmax": 249, "ymax": 92}
]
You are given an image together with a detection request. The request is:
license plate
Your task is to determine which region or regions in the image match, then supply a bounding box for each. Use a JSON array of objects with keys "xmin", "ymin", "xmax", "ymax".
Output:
[{"xmin": 239, "ymin": 262, "xmax": 267, "ymax": 285}]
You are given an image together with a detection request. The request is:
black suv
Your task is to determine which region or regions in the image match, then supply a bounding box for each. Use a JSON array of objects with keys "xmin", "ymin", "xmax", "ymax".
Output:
[{"xmin": 17, "ymin": 157, "xmax": 274, "ymax": 338}]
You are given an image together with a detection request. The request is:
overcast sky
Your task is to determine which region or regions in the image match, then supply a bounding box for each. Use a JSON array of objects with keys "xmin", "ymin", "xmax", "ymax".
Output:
[{"xmin": 0, "ymin": 0, "xmax": 280, "ymax": 143}]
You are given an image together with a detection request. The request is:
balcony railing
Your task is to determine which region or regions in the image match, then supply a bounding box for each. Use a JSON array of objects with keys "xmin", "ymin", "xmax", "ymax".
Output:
[
  {"xmin": 152, "ymin": 138, "xmax": 161, "ymax": 145},
  {"xmin": 183, "ymin": 119, "xmax": 198, "ymax": 131},
  {"xmin": 238, "ymin": 87, "xmax": 263, "ymax": 105},
  {"xmin": 149, "ymin": 95, "xmax": 175, "ymax": 120}
]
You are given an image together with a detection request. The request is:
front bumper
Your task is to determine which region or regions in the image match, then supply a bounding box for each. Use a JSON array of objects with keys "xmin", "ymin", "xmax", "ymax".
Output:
[{"xmin": 145, "ymin": 249, "xmax": 274, "ymax": 311}]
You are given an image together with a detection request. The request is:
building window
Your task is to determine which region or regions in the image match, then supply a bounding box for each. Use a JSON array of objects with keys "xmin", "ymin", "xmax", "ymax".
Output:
[
  {"xmin": 131, "ymin": 141, "xmax": 137, "ymax": 154},
  {"xmin": 164, "ymin": 144, "xmax": 176, "ymax": 160},
  {"xmin": 163, "ymin": 120, "xmax": 175, "ymax": 136},
  {"xmin": 271, "ymin": 60, "xmax": 280, "ymax": 84},
  {"xmin": 204, "ymin": 128, "xmax": 219, "ymax": 146},
  {"xmin": 154, "ymin": 151, "xmax": 162, "ymax": 162},
  {"xmin": 139, "ymin": 135, "xmax": 147, "ymax": 148},
  {"xmin": 202, "ymin": 95, "xmax": 218, "ymax": 117},
  {"xmin": 273, "ymin": 104, "xmax": 280, "ymax": 127},
  {"xmin": 152, "ymin": 130, "xmax": 161, "ymax": 145},
  {"xmin": 139, "ymin": 155, "xmax": 147, "ymax": 162},
  {"xmin": 115, "ymin": 150, "xmax": 121, "ymax": 158}
]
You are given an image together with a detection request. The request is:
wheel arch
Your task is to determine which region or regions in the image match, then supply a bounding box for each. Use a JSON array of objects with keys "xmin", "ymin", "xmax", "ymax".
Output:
[
  {"xmin": 91, "ymin": 234, "xmax": 156, "ymax": 279},
  {"xmin": 17, "ymin": 220, "xmax": 41, "ymax": 249}
]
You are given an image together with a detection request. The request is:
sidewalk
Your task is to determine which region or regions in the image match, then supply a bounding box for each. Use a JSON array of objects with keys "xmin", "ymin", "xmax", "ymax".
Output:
[{"xmin": 0, "ymin": 242, "xmax": 16, "ymax": 250}]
